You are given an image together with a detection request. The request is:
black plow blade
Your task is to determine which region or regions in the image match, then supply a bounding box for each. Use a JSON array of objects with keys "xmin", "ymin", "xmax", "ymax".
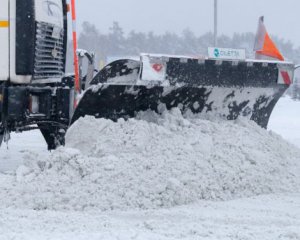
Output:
[{"xmin": 71, "ymin": 57, "xmax": 293, "ymax": 128}]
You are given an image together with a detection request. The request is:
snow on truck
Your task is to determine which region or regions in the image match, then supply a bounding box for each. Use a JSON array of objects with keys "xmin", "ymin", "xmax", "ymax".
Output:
[{"xmin": 0, "ymin": 0, "xmax": 295, "ymax": 150}]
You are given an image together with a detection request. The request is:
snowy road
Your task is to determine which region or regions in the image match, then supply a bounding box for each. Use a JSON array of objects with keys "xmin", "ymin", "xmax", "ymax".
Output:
[
  {"xmin": 0, "ymin": 130, "xmax": 48, "ymax": 172},
  {"xmin": 1, "ymin": 194, "xmax": 299, "ymax": 240},
  {"xmin": 269, "ymin": 97, "xmax": 300, "ymax": 148},
  {"xmin": 0, "ymin": 96, "xmax": 300, "ymax": 240}
]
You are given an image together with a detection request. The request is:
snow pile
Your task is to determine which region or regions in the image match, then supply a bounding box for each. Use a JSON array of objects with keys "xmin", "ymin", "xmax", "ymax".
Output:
[{"xmin": 1, "ymin": 108, "xmax": 300, "ymax": 211}]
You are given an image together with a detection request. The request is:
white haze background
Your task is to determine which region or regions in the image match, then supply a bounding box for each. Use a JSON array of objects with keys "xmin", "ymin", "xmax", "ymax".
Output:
[{"xmin": 76, "ymin": 0, "xmax": 300, "ymax": 47}]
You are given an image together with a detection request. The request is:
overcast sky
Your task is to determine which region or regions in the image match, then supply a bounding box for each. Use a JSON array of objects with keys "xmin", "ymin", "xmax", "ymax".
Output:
[{"xmin": 76, "ymin": 0, "xmax": 300, "ymax": 47}]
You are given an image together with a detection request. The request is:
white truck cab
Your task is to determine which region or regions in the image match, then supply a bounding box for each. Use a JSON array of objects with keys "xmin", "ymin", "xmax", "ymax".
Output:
[
  {"xmin": 0, "ymin": 0, "xmax": 69, "ymax": 150},
  {"xmin": 0, "ymin": 0, "xmax": 9, "ymax": 82},
  {"xmin": 0, "ymin": 0, "xmax": 67, "ymax": 84}
]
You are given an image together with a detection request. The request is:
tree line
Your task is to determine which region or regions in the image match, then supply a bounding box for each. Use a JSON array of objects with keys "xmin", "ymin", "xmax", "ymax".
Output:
[
  {"xmin": 66, "ymin": 21, "xmax": 300, "ymax": 70},
  {"xmin": 66, "ymin": 21, "xmax": 300, "ymax": 100}
]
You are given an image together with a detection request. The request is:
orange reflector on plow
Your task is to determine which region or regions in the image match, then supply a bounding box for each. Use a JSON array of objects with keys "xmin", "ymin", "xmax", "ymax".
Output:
[
  {"xmin": 152, "ymin": 63, "xmax": 164, "ymax": 72},
  {"xmin": 278, "ymin": 71, "xmax": 292, "ymax": 85}
]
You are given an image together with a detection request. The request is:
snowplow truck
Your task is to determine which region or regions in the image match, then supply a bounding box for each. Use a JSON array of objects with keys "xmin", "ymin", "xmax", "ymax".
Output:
[{"xmin": 0, "ymin": 0, "xmax": 295, "ymax": 150}]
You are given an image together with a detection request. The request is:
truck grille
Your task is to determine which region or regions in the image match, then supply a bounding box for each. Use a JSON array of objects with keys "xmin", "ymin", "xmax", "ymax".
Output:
[{"xmin": 33, "ymin": 22, "xmax": 65, "ymax": 80}]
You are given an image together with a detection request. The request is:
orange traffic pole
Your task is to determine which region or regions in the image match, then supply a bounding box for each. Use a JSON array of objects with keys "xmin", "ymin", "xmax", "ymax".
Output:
[{"xmin": 70, "ymin": 0, "xmax": 80, "ymax": 108}]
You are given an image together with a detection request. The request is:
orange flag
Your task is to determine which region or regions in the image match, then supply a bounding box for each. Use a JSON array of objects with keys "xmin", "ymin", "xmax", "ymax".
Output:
[{"xmin": 254, "ymin": 16, "xmax": 284, "ymax": 61}]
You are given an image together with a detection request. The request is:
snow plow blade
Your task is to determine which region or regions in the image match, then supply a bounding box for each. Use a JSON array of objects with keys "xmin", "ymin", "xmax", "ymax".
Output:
[{"xmin": 71, "ymin": 56, "xmax": 294, "ymax": 128}]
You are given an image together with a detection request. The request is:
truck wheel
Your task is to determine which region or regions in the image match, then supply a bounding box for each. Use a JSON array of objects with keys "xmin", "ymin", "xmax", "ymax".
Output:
[
  {"xmin": 38, "ymin": 124, "xmax": 66, "ymax": 151},
  {"xmin": 0, "ymin": 132, "xmax": 3, "ymax": 147}
]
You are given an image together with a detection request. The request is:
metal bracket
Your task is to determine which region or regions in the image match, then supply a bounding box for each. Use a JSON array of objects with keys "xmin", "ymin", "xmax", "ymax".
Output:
[{"xmin": 76, "ymin": 49, "xmax": 96, "ymax": 90}]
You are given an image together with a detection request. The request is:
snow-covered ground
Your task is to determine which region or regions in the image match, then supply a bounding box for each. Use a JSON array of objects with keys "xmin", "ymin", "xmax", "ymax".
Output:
[
  {"xmin": 1, "ymin": 194, "xmax": 299, "ymax": 240},
  {"xmin": 0, "ymin": 96, "xmax": 300, "ymax": 240},
  {"xmin": 268, "ymin": 97, "xmax": 300, "ymax": 148},
  {"xmin": 0, "ymin": 131, "xmax": 48, "ymax": 172}
]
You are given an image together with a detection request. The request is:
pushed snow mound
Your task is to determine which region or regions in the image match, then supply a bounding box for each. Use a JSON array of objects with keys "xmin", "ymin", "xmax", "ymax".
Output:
[{"xmin": 1, "ymin": 109, "xmax": 300, "ymax": 211}]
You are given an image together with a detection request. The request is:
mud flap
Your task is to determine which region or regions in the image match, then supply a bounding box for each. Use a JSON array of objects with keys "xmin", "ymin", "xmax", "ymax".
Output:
[
  {"xmin": 38, "ymin": 124, "xmax": 66, "ymax": 150},
  {"xmin": 0, "ymin": 132, "xmax": 3, "ymax": 147},
  {"xmin": 0, "ymin": 84, "xmax": 4, "ymax": 146}
]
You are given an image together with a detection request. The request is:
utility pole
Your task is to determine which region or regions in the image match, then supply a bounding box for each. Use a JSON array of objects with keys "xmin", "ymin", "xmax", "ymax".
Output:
[{"xmin": 214, "ymin": 0, "xmax": 218, "ymax": 47}]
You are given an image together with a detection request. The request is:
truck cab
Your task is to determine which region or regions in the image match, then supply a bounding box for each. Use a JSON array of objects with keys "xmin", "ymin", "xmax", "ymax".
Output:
[
  {"xmin": 0, "ymin": 0, "xmax": 67, "ymax": 83},
  {"xmin": 0, "ymin": 0, "xmax": 70, "ymax": 149}
]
